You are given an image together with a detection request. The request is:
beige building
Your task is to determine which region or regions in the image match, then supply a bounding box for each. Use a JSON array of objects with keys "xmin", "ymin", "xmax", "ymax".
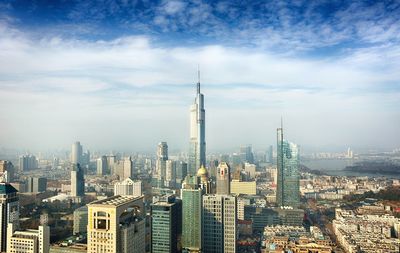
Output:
[
  {"xmin": 87, "ymin": 195, "xmax": 145, "ymax": 253},
  {"xmin": 231, "ymin": 180, "xmax": 256, "ymax": 195},
  {"xmin": 114, "ymin": 178, "xmax": 142, "ymax": 197},
  {"xmin": 7, "ymin": 224, "xmax": 50, "ymax": 253}
]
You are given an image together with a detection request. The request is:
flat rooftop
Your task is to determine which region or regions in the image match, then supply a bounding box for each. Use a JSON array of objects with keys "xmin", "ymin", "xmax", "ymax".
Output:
[{"xmin": 88, "ymin": 195, "xmax": 142, "ymax": 207}]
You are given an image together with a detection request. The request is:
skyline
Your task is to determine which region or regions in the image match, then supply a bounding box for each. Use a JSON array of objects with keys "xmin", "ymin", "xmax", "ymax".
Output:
[{"xmin": 0, "ymin": 1, "xmax": 399, "ymax": 152}]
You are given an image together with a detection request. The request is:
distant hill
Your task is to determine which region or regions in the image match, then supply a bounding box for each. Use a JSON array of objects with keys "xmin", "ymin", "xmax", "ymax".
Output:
[{"xmin": 344, "ymin": 161, "xmax": 400, "ymax": 174}]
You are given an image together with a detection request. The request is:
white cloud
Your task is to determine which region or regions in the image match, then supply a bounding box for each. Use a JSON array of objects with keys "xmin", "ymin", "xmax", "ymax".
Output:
[{"xmin": 0, "ymin": 22, "xmax": 399, "ymax": 151}]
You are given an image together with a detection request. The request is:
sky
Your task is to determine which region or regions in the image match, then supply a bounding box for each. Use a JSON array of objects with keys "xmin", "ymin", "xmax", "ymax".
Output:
[{"xmin": 0, "ymin": 0, "xmax": 399, "ymax": 153}]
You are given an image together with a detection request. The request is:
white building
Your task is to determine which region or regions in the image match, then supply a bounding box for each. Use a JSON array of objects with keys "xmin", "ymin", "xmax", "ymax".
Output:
[
  {"xmin": 7, "ymin": 224, "xmax": 50, "ymax": 253},
  {"xmin": 114, "ymin": 178, "xmax": 142, "ymax": 197}
]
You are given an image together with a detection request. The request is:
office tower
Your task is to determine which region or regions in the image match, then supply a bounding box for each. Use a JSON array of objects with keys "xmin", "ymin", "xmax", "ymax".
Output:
[
  {"xmin": 175, "ymin": 161, "xmax": 187, "ymax": 188},
  {"xmin": 188, "ymin": 71, "xmax": 206, "ymax": 175},
  {"xmin": 216, "ymin": 162, "xmax": 231, "ymax": 195},
  {"xmin": 0, "ymin": 182, "xmax": 19, "ymax": 252},
  {"xmin": 267, "ymin": 166, "xmax": 278, "ymax": 184},
  {"xmin": 151, "ymin": 195, "xmax": 182, "ymax": 253},
  {"xmin": 73, "ymin": 205, "xmax": 88, "ymax": 235},
  {"xmin": 19, "ymin": 155, "xmax": 38, "ymax": 171},
  {"xmin": 123, "ymin": 157, "xmax": 133, "ymax": 179},
  {"xmin": 7, "ymin": 224, "xmax": 50, "ymax": 253},
  {"xmin": 239, "ymin": 145, "xmax": 254, "ymax": 164},
  {"xmin": 71, "ymin": 141, "xmax": 83, "ymax": 164},
  {"xmin": 0, "ymin": 160, "xmax": 14, "ymax": 182},
  {"xmin": 70, "ymin": 163, "xmax": 84, "ymax": 197},
  {"xmin": 165, "ymin": 160, "xmax": 176, "ymax": 188},
  {"xmin": 26, "ymin": 177, "xmax": 47, "ymax": 193},
  {"xmin": 114, "ymin": 178, "xmax": 142, "ymax": 197},
  {"xmin": 202, "ymin": 195, "xmax": 237, "ymax": 253},
  {"xmin": 97, "ymin": 155, "xmax": 107, "ymax": 176},
  {"xmin": 156, "ymin": 142, "xmax": 168, "ymax": 186},
  {"xmin": 276, "ymin": 126, "xmax": 300, "ymax": 208},
  {"xmin": 87, "ymin": 195, "xmax": 145, "ymax": 253},
  {"xmin": 181, "ymin": 176, "xmax": 202, "ymax": 251}
]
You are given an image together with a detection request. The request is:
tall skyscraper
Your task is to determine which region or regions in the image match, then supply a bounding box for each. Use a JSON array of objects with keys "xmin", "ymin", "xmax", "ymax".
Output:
[
  {"xmin": 87, "ymin": 195, "xmax": 145, "ymax": 253},
  {"xmin": 202, "ymin": 195, "xmax": 237, "ymax": 253},
  {"xmin": 123, "ymin": 156, "xmax": 133, "ymax": 179},
  {"xmin": 156, "ymin": 142, "xmax": 168, "ymax": 186},
  {"xmin": 70, "ymin": 163, "xmax": 84, "ymax": 197},
  {"xmin": 175, "ymin": 161, "xmax": 188, "ymax": 188},
  {"xmin": 181, "ymin": 175, "xmax": 202, "ymax": 251},
  {"xmin": 26, "ymin": 177, "xmax": 47, "ymax": 193},
  {"xmin": 276, "ymin": 126, "xmax": 300, "ymax": 208},
  {"xmin": 216, "ymin": 162, "xmax": 231, "ymax": 195},
  {"xmin": 71, "ymin": 141, "xmax": 83, "ymax": 164},
  {"xmin": 165, "ymin": 160, "xmax": 176, "ymax": 188},
  {"xmin": 151, "ymin": 195, "xmax": 182, "ymax": 253},
  {"xmin": 189, "ymin": 71, "xmax": 206, "ymax": 174},
  {"xmin": 0, "ymin": 182, "xmax": 19, "ymax": 252}
]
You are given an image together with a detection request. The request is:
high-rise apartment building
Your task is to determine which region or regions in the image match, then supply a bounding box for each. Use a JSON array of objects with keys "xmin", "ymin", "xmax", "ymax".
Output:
[
  {"xmin": 202, "ymin": 195, "xmax": 237, "ymax": 253},
  {"xmin": 71, "ymin": 141, "xmax": 83, "ymax": 164},
  {"xmin": 181, "ymin": 176, "xmax": 202, "ymax": 251},
  {"xmin": 123, "ymin": 157, "xmax": 133, "ymax": 179},
  {"xmin": 175, "ymin": 161, "xmax": 187, "ymax": 188},
  {"xmin": 216, "ymin": 162, "xmax": 231, "ymax": 195},
  {"xmin": 0, "ymin": 182, "xmax": 19, "ymax": 252},
  {"xmin": 156, "ymin": 142, "xmax": 168, "ymax": 186},
  {"xmin": 70, "ymin": 164, "xmax": 84, "ymax": 197},
  {"xmin": 165, "ymin": 160, "xmax": 176, "ymax": 188},
  {"xmin": 7, "ymin": 224, "xmax": 49, "ymax": 253},
  {"xmin": 276, "ymin": 126, "xmax": 300, "ymax": 208},
  {"xmin": 19, "ymin": 155, "xmax": 38, "ymax": 171},
  {"xmin": 114, "ymin": 178, "xmax": 142, "ymax": 197},
  {"xmin": 0, "ymin": 160, "xmax": 14, "ymax": 182},
  {"xmin": 87, "ymin": 195, "xmax": 145, "ymax": 253},
  {"xmin": 188, "ymin": 72, "xmax": 206, "ymax": 174},
  {"xmin": 151, "ymin": 195, "xmax": 182, "ymax": 253},
  {"xmin": 96, "ymin": 156, "xmax": 107, "ymax": 176}
]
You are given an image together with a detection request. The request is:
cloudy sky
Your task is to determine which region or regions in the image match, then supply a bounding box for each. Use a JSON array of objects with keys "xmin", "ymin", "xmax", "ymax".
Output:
[{"xmin": 0, "ymin": 0, "xmax": 399, "ymax": 153}]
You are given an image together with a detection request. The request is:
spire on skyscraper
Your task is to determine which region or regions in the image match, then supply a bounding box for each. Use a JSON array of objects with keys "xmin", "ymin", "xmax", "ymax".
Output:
[{"xmin": 197, "ymin": 65, "xmax": 201, "ymax": 94}]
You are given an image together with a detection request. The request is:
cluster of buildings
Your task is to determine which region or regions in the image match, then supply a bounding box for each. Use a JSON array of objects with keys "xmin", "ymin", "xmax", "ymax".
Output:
[{"xmin": 333, "ymin": 209, "xmax": 400, "ymax": 253}]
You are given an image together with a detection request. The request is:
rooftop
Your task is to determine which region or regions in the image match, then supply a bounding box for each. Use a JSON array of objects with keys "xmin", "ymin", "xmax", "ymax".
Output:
[{"xmin": 88, "ymin": 195, "xmax": 141, "ymax": 207}]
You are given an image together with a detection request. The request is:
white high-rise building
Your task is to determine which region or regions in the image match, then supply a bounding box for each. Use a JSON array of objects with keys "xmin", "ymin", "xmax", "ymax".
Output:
[
  {"xmin": 165, "ymin": 159, "xmax": 176, "ymax": 187},
  {"xmin": 123, "ymin": 157, "xmax": 133, "ymax": 179},
  {"xmin": 71, "ymin": 141, "xmax": 83, "ymax": 164},
  {"xmin": 114, "ymin": 178, "xmax": 142, "ymax": 197},
  {"xmin": 189, "ymin": 71, "xmax": 206, "ymax": 174},
  {"xmin": 70, "ymin": 164, "xmax": 84, "ymax": 197},
  {"xmin": 97, "ymin": 156, "xmax": 107, "ymax": 176},
  {"xmin": 202, "ymin": 195, "xmax": 237, "ymax": 253},
  {"xmin": 0, "ymin": 182, "xmax": 19, "ymax": 252},
  {"xmin": 87, "ymin": 195, "xmax": 145, "ymax": 253},
  {"xmin": 156, "ymin": 142, "xmax": 168, "ymax": 185},
  {"xmin": 7, "ymin": 224, "xmax": 50, "ymax": 253}
]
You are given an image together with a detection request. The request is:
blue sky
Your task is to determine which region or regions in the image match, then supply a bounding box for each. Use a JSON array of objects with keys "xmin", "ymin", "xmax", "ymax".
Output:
[{"xmin": 0, "ymin": 0, "xmax": 399, "ymax": 152}]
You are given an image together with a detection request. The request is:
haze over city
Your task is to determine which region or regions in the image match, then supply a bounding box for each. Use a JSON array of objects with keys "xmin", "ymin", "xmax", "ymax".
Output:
[{"xmin": 0, "ymin": 0, "xmax": 399, "ymax": 152}]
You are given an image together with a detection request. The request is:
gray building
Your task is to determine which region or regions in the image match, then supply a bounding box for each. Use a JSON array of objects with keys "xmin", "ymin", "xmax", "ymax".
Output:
[
  {"xmin": 0, "ymin": 183, "xmax": 19, "ymax": 252},
  {"xmin": 71, "ymin": 164, "xmax": 84, "ymax": 197},
  {"xmin": 73, "ymin": 205, "xmax": 88, "ymax": 235},
  {"xmin": 151, "ymin": 195, "xmax": 182, "ymax": 253},
  {"xmin": 26, "ymin": 177, "xmax": 47, "ymax": 193},
  {"xmin": 202, "ymin": 195, "xmax": 237, "ymax": 253}
]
